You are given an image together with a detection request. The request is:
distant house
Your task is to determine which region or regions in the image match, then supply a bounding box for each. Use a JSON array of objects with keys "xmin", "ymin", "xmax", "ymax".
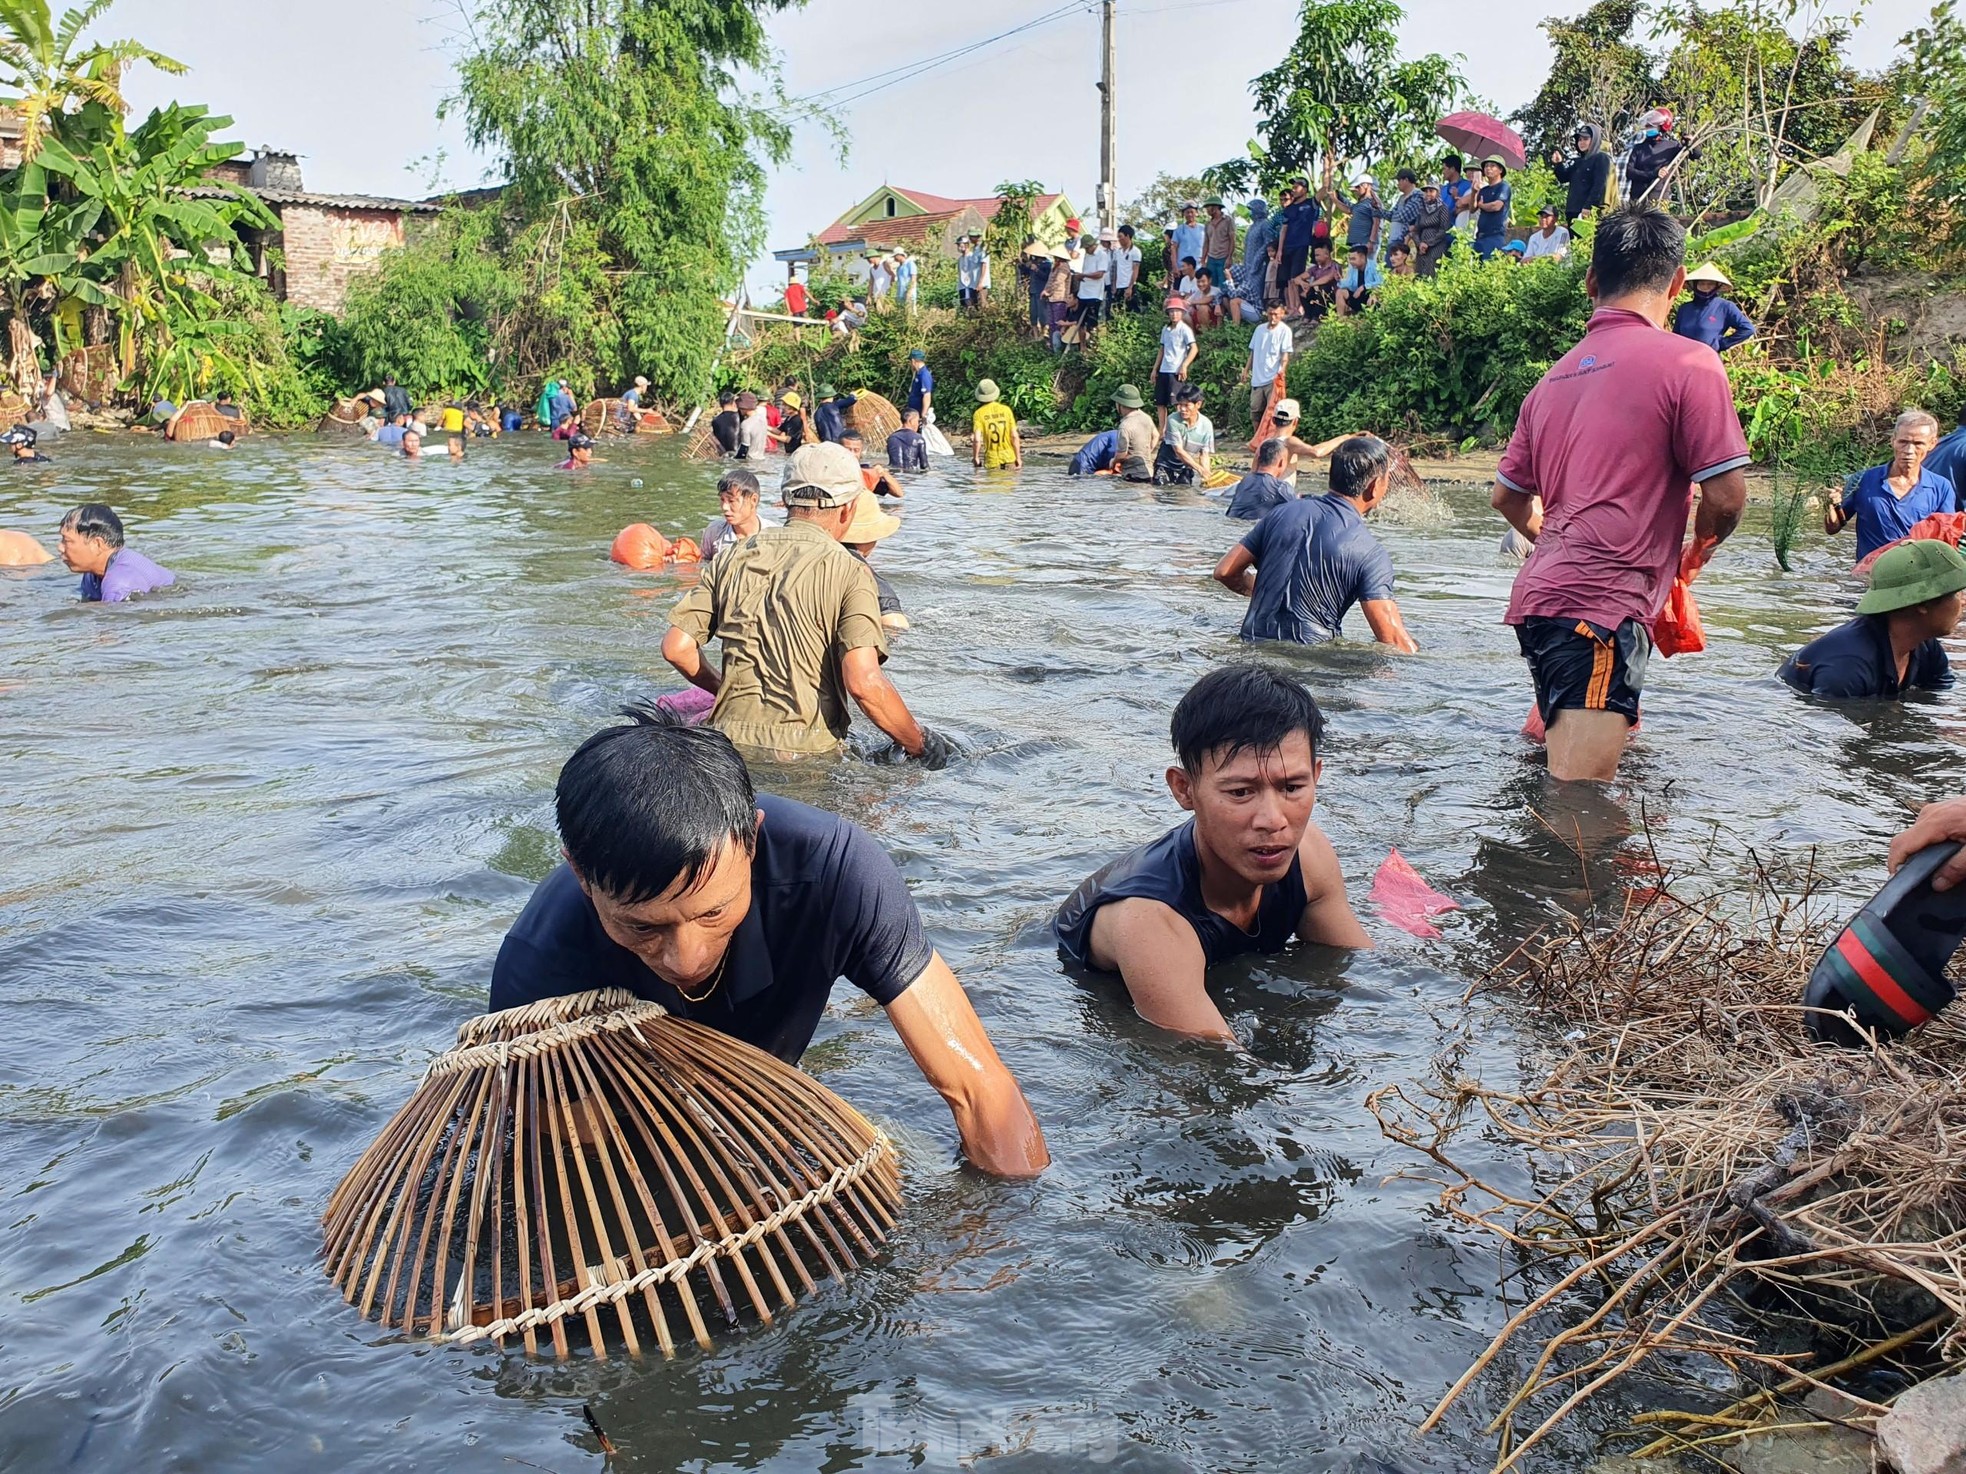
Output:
[
  {"xmin": 187, "ymin": 149, "xmax": 444, "ymax": 313},
  {"xmin": 773, "ymin": 184, "xmax": 1079, "ymax": 284}
]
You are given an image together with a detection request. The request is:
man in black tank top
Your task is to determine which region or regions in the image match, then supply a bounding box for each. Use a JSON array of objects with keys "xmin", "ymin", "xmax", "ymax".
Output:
[{"xmin": 1054, "ymin": 666, "xmax": 1369, "ymax": 1041}]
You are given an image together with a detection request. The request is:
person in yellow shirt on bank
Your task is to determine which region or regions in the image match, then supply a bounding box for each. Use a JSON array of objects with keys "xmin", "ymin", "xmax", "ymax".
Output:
[{"xmin": 971, "ymin": 378, "xmax": 1023, "ymax": 470}]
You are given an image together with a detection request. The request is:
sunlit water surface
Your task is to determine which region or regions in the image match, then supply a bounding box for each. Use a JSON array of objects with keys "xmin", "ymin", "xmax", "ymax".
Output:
[{"xmin": 2, "ymin": 431, "xmax": 1960, "ymax": 1472}]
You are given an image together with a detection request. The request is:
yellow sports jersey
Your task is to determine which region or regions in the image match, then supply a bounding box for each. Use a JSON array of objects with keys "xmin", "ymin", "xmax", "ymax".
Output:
[{"xmin": 973, "ymin": 402, "xmax": 1018, "ymax": 468}]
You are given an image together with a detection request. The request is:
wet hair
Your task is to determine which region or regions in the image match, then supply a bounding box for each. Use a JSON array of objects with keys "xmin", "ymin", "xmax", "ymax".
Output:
[
  {"xmin": 838, "ymin": 428, "xmax": 864, "ymax": 448},
  {"xmin": 1172, "ymin": 665, "xmax": 1327, "ymax": 774},
  {"xmin": 1254, "ymin": 438, "xmax": 1287, "ymax": 470},
  {"xmin": 1590, "ymin": 204, "xmax": 1685, "ymax": 299},
  {"xmin": 717, "ymin": 467, "xmax": 760, "ymax": 498},
  {"xmin": 61, "ymin": 503, "xmax": 124, "ymax": 547},
  {"xmin": 557, "ymin": 703, "xmax": 759, "ymax": 904},
  {"xmin": 216, "ymin": 429, "xmax": 237, "ymax": 445},
  {"xmin": 1175, "ymin": 384, "xmax": 1203, "ymax": 405},
  {"xmin": 1329, "ymin": 435, "xmax": 1392, "ymax": 498}
]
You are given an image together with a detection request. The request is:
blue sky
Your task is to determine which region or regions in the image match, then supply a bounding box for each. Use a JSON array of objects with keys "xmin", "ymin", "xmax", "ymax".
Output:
[{"xmin": 118, "ymin": 0, "xmax": 1928, "ymax": 297}]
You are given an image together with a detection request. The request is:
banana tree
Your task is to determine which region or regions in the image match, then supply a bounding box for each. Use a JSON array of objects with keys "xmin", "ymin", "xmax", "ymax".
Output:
[
  {"xmin": 0, "ymin": 153, "xmax": 101, "ymax": 396},
  {"xmin": 35, "ymin": 102, "xmax": 273, "ymax": 381},
  {"xmin": 0, "ymin": 0, "xmax": 184, "ymax": 159}
]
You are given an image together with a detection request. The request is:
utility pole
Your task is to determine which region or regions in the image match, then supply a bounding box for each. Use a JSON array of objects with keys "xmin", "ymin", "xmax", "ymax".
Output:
[{"xmin": 1098, "ymin": 0, "xmax": 1117, "ymax": 228}]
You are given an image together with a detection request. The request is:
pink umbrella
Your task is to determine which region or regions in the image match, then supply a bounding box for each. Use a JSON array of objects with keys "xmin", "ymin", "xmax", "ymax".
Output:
[{"xmin": 1436, "ymin": 111, "xmax": 1527, "ymax": 172}]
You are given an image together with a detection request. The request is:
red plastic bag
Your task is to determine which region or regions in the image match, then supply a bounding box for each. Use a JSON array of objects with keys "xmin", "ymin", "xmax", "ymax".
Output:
[
  {"xmin": 1652, "ymin": 577, "xmax": 1705, "ymax": 658},
  {"xmin": 609, "ymin": 523, "xmax": 670, "ymax": 570},
  {"xmin": 1852, "ymin": 511, "xmax": 1966, "ymax": 579},
  {"xmin": 1369, "ymin": 849, "xmax": 1460, "ymax": 939}
]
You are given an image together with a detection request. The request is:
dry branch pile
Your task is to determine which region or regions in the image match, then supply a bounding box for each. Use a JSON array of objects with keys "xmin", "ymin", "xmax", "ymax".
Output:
[{"xmin": 1371, "ymin": 865, "xmax": 1966, "ymax": 1470}]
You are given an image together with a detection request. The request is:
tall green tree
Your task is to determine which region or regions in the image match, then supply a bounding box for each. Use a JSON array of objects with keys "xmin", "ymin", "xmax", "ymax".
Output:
[
  {"xmin": 449, "ymin": 0, "xmax": 805, "ymax": 404},
  {"xmin": 1510, "ymin": 0, "xmax": 1659, "ymax": 158},
  {"xmin": 1211, "ymin": 0, "xmax": 1465, "ymax": 194},
  {"xmin": 0, "ymin": 0, "xmax": 184, "ymax": 158}
]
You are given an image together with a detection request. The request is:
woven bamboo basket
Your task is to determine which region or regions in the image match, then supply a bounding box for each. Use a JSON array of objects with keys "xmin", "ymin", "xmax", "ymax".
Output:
[
  {"xmin": 580, "ymin": 398, "xmax": 671, "ymax": 436},
  {"xmin": 846, "ymin": 391, "xmax": 901, "ymax": 444},
  {"xmin": 322, "ymin": 988, "xmax": 901, "ymax": 1359},
  {"xmin": 166, "ymin": 403, "xmax": 249, "ymax": 441},
  {"xmin": 316, "ymin": 398, "xmax": 370, "ymax": 435},
  {"xmin": 686, "ymin": 417, "xmax": 721, "ymax": 460}
]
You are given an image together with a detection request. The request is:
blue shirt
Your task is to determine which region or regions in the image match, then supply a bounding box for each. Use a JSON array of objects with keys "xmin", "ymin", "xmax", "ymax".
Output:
[
  {"xmin": 1779, "ymin": 614, "xmax": 1953, "ymax": 699},
  {"xmin": 1067, "ymin": 429, "xmax": 1118, "ymax": 476},
  {"xmin": 887, "ymin": 427, "xmax": 928, "ymax": 471},
  {"xmin": 1238, "ymin": 494, "xmax": 1396, "ymax": 644},
  {"xmin": 896, "ymin": 258, "xmax": 917, "ymax": 292},
  {"xmin": 1340, "ymin": 260, "xmax": 1384, "ymax": 292},
  {"xmin": 1277, "ymin": 199, "xmax": 1321, "ymax": 261},
  {"xmin": 488, "ymin": 794, "xmax": 933, "ymax": 1064},
  {"xmin": 548, "ymin": 391, "xmax": 577, "ymax": 425},
  {"xmin": 375, "ymin": 424, "xmax": 407, "ymax": 446},
  {"xmin": 1474, "ymin": 181, "xmax": 1512, "ymax": 244},
  {"xmin": 1053, "ymin": 819, "xmax": 1308, "ymax": 971},
  {"xmin": 1923, "ymin": 427, "xmax": 1966, "ymax": 488},
  {"xmin": 1442, "ymin": 177, "xmax": 1474, "ymax": 218},
  {"xmin": 1346, "ymin": 195, "xmax": 1382, "ymax": 248},
  {"xmin": 1840, "ymin": 464, "xmax": 1959, "ymax": 561},
  {"xmin": 1225, "ymin": 471, "xmax": 1294, "ymax": 520},
  {"xmin": 906, "ymin": 364, "xmax": 934, "ymax": 414},
  {"xmin": 1173, "ymin": 222, "xmax": 1206, "ymax": 270},
  {"xmin": 1673, "ymin": 294, "xmax": 1755, "ymax": 352},
  {"xmin": 80, "ymin": 547, "xmax": 174, "ymax": 603},
  {"xmin": 813, "ymin": 395, "xmax": 854, "ymax": 444}
]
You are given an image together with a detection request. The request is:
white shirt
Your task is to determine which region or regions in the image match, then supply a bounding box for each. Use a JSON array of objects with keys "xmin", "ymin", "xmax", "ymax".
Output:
[
  {"xmin": 958, "ymin": 248, "xmax": 991, "ymax": 290},
  {"xmin": 1110, "ymin": 244, "xmax": 1141, "ymax": 290},
  {"xmin": 1158, "ymin": 321, "xmax": 1196, "ymax": 373},
  {"xmin": 1076, "ymin": 247, "xmax": 1110, "ymax": 300},
  {"xmin": 1248, "ymin": 321, "xmax": 1292, "ymax": 387},
  {"xmin": 1522, "ymin": 225, "xmax": 1570, "ymax": 260}
]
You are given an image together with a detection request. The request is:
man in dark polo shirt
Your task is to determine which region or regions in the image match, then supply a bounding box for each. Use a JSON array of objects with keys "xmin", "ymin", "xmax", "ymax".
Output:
[
  {"xmin": 1779, "ymin": 540, "xmax": 1966, "ymax": 700},
  {"xmin": 490, "ymin": 705, "xmax": 1050, "ymax": 1178},
  {"xmin": 1054, "ymin": 666, "xmax": 1369, "ymax": 1043}
]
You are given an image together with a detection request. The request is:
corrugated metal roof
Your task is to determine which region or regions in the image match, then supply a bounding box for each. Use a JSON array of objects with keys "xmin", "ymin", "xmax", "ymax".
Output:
[{"xmin": 183, "ymin": 184, "xmax": 441, "ymax": 213}]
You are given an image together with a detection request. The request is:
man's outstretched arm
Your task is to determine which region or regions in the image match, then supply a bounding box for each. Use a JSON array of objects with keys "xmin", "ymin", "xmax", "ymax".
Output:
[
  {"xmin": 884, "ymin": 954, "xmax": 1050, "ymax": 1177},
  {"xmin": 843, "ymin": 644, "xmax": 925, "ymax": 756}
]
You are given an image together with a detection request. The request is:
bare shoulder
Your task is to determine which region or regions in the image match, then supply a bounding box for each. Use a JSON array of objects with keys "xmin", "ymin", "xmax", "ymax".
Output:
[
  {"xmin": 1295, "ymin": 821, "xmax": 1345, "ymax": 891},
  {"xmin": 1087, "ymin": 895, "xmax": 1195, "ymax": 972}
]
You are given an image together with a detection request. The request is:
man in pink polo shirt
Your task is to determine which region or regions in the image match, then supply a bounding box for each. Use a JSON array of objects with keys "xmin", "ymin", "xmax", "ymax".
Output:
[{"xmin": 1491, "ymin": 205, "xmax": 1750, "ymax": 782}]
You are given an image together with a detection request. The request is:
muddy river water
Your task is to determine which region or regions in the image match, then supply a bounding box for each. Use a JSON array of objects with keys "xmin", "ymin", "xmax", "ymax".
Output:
[{"xmin": 1, "ymin": 431, "xmax": 1957, "ymax": 1471}]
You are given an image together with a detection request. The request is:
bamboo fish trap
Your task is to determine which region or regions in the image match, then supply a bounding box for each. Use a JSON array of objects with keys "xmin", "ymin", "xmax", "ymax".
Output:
[
  {"xmin": 322, "ymin": 988, "xmax": 901, "ymax": 1359},
  {"xmin": 582, "ymin": 398, "xmax": 671, "ymax": 436},
  {"xmin": 166, "ymin": 402, "xmax": 249, "ymax": 441},
  {"xmin": 846, "ymin": 391, "xmax": 902, "ymax": 445}
]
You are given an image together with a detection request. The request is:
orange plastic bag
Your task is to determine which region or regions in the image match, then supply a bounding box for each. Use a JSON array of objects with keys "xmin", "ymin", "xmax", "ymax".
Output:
[
  {"xmin": 609, "ymin": 523, "xmax": 669, "ymax": 570},
  {"xmin": 1652, "ymin": 577, "xmax": 1705, "ymax": 658},
  {"xmin": 667, "ymin": 537, "xmax": 701, "ymax": 563}
]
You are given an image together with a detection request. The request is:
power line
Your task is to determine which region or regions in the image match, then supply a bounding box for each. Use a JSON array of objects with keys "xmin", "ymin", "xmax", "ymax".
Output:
[{"xmin": 802, "ymin": 3, "xmax": 1094, "ymax": 108}]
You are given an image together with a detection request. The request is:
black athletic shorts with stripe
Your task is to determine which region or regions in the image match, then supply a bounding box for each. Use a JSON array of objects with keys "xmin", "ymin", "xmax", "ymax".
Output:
[{"xmin": 1515, "ymin": 616, "xmax": 1651, "ymax": 726}]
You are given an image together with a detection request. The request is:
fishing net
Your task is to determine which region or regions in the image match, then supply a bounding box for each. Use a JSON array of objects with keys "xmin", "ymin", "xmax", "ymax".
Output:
[
  {"xmin": 1372, "ymin": 446, "xmax": 1450, "ymax": 526},
  {"xmin": 323, "ymin": 988, "xmax": 901, "ymax": 1359}
]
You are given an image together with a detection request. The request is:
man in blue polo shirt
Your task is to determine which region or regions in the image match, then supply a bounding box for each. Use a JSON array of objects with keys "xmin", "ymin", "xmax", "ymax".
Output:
[
  {"xmin": 1212, "ymin": 435, "xmax": 1419, "ymax": 651},
  {"xmin": 904, "ymin": 349, "xmax": 933, "ymax": 421},
  {"xmin": 490, "ymin": 705, "xmax": 1049, "ymax": 1177},
  {"xmin": 1067, "ymin": 427, "xmax": 1118, "ymax": 475},
  {"xmin": 1826, "ymin": 409, "xmax": 1957, "ymax": 562}
]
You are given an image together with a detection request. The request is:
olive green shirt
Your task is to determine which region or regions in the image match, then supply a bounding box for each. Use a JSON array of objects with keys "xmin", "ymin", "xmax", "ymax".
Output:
[{"xmin": 669, "ymin": 519, "xmax": 888, "ymax": 755}]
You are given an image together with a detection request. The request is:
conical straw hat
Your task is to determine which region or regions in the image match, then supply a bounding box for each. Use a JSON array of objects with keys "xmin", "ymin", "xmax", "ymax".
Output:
[{"xmin": 322, "ymin": 988, "xmax": 901, "ymax": 1359}]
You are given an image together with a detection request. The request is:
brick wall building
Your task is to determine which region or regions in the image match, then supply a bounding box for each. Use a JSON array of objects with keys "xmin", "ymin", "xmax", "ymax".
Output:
[{"xmin": 189, "ymin": 150, "xmax": 443, "ymax": 313}]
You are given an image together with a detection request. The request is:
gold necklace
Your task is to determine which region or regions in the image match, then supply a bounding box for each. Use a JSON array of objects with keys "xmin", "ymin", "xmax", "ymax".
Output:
[{"xmin": 671, "ymin": 948, "xmax": 731, "ymax": 1006}]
